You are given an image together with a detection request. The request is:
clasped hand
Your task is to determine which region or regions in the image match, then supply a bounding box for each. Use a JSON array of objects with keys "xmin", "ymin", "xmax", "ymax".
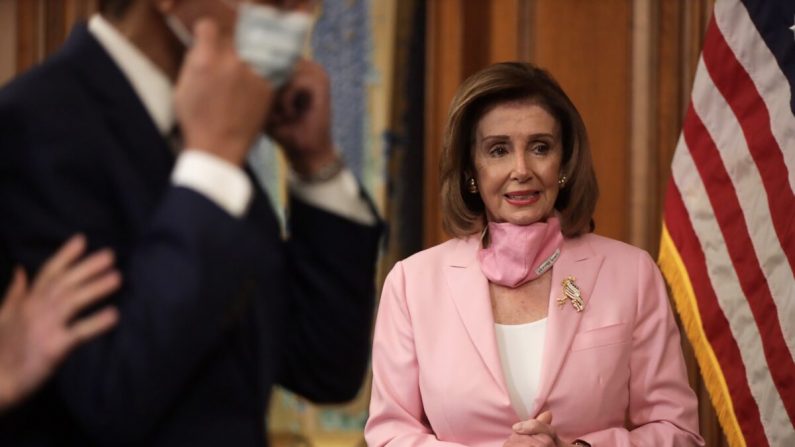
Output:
[{"xmin": 504, "ymin": 411, "xmax": 572, "ymax": 447}]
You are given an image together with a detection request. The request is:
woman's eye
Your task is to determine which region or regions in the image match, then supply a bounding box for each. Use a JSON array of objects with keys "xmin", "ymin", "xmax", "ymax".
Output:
[
  {"xmin": 532, "ymin": 143, "xmax": 550, "ymax": 154},
  {"xmin": 489, "ymin": 145, "xmax": 508, "ymax": 157}
]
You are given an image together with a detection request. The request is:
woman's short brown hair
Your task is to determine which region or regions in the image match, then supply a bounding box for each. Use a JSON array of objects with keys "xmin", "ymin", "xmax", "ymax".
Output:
[{"xmin": 439, "ymin": 62, "xmax": 598, "ymax": 238}]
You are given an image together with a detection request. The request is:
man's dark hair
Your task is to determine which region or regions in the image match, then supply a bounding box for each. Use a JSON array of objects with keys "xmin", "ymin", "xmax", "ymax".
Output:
[{"xmin": 99, "ymin": 0, "xmax": 134, "ymax": 18}]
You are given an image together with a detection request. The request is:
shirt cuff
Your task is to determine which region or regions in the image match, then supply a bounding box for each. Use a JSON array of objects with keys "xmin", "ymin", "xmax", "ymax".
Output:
[
  {"xmin": 171, "ymin": 150, "xmax": 253, "ymax": 217},
  {"xmin": 288, "ymin": 168, "xmax": 377, "ymax": 225}
]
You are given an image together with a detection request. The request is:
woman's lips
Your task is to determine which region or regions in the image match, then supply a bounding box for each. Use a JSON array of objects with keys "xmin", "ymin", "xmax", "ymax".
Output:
[{"xmin": 504, "ymin": 190, "xmax": 540, "ymax": 206}]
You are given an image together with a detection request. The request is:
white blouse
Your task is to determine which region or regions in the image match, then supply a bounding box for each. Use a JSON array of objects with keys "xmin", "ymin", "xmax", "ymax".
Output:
[{"xmin": 494, "ymin": 318, "xmax": 548, "ymax": 420}]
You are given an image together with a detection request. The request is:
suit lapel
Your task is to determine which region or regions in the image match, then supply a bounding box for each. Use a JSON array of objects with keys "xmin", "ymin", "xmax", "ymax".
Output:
[
  {"xmin": 444, "ymin": 237, "xmax": 510, "ymax": 397},
  {"xmin": 65, "ymin": 25, "xmax": 175, "ymax": 199},
  {"xmin": 531, "ymin": 236, "xmax": 604, "ymax": 416}
]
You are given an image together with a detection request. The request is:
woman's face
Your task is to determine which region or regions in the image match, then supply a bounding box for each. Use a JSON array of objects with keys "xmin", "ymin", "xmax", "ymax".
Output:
[{"xmin": 472, "ymin": 100, "xmax": 563, "ymax": 226}]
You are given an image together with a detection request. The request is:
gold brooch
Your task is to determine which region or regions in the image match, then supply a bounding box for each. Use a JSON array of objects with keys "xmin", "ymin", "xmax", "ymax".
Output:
[{"xmin": 557, "ymin": 276, "xmax": 584, "ymax": 312}]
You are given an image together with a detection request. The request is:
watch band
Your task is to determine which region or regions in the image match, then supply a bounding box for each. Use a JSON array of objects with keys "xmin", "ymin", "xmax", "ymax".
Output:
[{"xmin": 295, "ymin": 155, "xmax": 345, "ymax": 183}]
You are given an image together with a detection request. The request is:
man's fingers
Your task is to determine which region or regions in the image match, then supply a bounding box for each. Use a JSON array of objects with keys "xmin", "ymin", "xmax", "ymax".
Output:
[
  {"xmin": 275, "ymin": 60, "xmax": 324, "ymax": 118},
  {"xmin": 278, "ymin": 87, "xmax": 300, "ymax": 120},
  {"xmin": 33, "ymin": 235, "xmax": 86, "ymax": 292},
  {"xmin": 53, "ymin": 249, "xmax": 115, "ymax": 295},
  {"xmin": 67, "ymin": 307, "xmax": 119, "ymax": 348},
  {"xmin": 62, "ymin": 271, "xmax": 121, "ymax": 319},
  {"xmin": 192, "ymin": 18, "xmax": 222, "ymax": 54},
  {"xmin": 1, "ymin": 267, "xmax": 29, "ymax": 310}
]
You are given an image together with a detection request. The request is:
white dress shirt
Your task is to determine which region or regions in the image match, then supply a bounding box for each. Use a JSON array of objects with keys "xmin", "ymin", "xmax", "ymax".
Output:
[{"xmin": 88, "ymin": 14, "xmax": 376, "ymax": 224}]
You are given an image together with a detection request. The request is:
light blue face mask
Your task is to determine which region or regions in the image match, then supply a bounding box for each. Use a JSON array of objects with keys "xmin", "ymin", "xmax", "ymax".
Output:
[
  {"xmin": 234, "ymin": 3, "xmax": 313, "ymax": 87},
  {"xmin": 165, "ymin": 2, "xmax": 313, "ymax": 88}
]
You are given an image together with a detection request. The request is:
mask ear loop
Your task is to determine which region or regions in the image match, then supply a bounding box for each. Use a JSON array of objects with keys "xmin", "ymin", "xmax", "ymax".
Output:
[
  {"xmin": 164, "ymin": 0, "xmax": 239, "ymax": 48},
  {"xmin": 164, "ymin": 14, "xmax": 195, "ymax": 47}
]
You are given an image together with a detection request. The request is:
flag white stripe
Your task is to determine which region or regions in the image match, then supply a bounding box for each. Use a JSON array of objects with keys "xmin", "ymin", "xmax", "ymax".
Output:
[
  {"xmin": 672, "ymin": 134, "xmax": 793, "ymax": 446},
  {"xmin": 714, "ymin": 0, "xmax": 795, "ymax": 194},
  {"xmin": 690, "ymin": 56, "xmax": 795, "ymax": 360}
]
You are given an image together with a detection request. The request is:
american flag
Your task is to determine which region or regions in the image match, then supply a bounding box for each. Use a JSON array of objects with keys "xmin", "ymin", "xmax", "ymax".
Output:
[{"xmin": 658, "ymin": 0, "xmax": 795, "ymax": 446}]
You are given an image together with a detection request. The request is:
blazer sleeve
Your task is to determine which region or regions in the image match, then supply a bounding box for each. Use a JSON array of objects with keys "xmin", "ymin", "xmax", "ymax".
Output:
[
  {"xmin": 6, "ymin": 189, "xmax": 260, "ymax": 443},
  {"xmin": 276, "ymin": 196, "xmax": 382, "ymax": 402},
  {"xmin": 364, "ymin": 262, "xmax": 468, "ymax": 447},
  {"xmin": 576, "ymin": 252, "xmax": 704, "ymax": 447},
  {"xmin": 0, "ymin": 107, "xmax": 274, "ymax": 442}
]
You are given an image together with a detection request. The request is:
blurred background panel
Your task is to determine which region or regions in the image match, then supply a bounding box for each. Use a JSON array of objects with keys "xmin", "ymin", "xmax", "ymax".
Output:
[
  {"xmin": 0, "ymin": 0, "xmax": 726, "ymax": 445},
  {"xmin": 0, "ymin": 0, "xmax": 97, "ymax": 82}
]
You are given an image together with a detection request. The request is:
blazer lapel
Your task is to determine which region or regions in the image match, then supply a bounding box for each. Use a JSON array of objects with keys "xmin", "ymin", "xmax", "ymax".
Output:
[
  {"xmin": 444, "ymin": 237, "xmax": 510, "ymax": 397},
  {"xmin": 531, "ymin": 236, "xmax": 605, "ymax": 416},
  {"xmin": 66, "ymin": 25, "xmax": 175, "ymax": 199}
]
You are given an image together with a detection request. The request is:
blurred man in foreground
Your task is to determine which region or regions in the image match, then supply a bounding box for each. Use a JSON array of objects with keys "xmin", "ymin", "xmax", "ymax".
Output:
[{"xmin": 0, "ymin": 0, "xmax": 382, "ymax": 445}]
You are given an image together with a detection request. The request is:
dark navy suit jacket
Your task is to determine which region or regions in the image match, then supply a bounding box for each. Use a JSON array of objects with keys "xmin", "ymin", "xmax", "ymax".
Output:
[{"xmin": 0, "ymin": 24, "xmax": 382, "ymax": 446}]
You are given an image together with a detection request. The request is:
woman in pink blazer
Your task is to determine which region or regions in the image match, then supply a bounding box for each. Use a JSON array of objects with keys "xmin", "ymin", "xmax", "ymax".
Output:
[{"xmin": 365, "ymin": 63, "xmax": 704, "ymax": 447}]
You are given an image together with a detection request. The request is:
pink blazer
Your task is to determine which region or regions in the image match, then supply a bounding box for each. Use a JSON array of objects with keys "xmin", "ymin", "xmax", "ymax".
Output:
[{"xmin": 365, "ymin": 233, "xmax": 704, "ymax": 446}]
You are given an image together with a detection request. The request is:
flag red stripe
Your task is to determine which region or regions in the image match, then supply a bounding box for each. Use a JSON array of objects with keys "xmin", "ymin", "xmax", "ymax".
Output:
[
  {"xmin": 702, "ymin": 15, "xmax": 795, "ymax": 275},
  {"xmin": 682, "ymin": 102, "xmax": 795, "ymax": 423},
  {"xmin": 664, "ymin": 180, "xmax": 768, "ymax": 446}
]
